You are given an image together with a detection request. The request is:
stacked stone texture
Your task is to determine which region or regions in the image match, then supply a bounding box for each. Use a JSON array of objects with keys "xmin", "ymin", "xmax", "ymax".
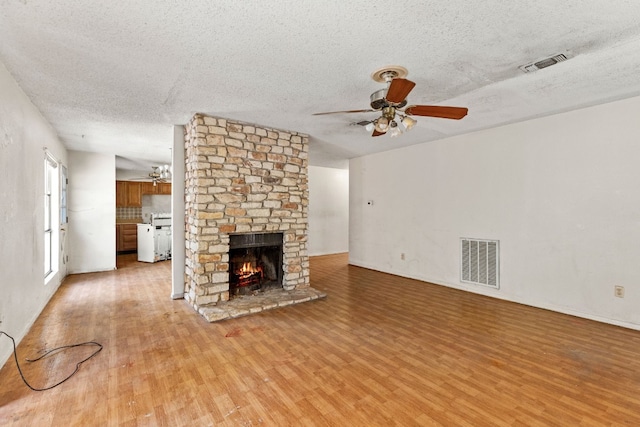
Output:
[{"xmin": 184, "ymin": 113, "xmax": 310, "ymax": 310}]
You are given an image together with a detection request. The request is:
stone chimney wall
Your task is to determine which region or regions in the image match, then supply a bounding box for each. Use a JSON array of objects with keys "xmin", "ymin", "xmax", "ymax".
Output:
[{"xmin": 183, "ymin": 113, "xmax": 310, "ymax": 311}]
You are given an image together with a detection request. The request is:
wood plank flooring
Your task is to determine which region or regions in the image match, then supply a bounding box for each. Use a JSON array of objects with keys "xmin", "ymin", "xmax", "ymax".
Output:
[{"xmin": 1, "ymin": 253, "xmax": 640, "ymax": 426}]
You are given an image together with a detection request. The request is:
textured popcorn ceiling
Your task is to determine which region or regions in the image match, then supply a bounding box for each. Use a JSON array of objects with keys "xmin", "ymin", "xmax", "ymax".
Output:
[{"xmin": 1, "ymin": 1, "xmax": 640, "ymax": 170}]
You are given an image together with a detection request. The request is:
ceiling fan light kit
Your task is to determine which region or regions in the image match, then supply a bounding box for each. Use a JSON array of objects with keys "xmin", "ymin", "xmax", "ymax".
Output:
[
  {"xmin": 401, "ymin": 115, "xmax": 417, "ymax": 130},
  {"xmin": 135, "ymin": 165, "xmax": 172, "ymax": 186},
  {"xmin": 374, "ymin": 115, "xmax": 389, "ymax": 132},
  {"xmin": 315, "ymin": 65, "xmax": 468, "ymax": 137},
  {"xmin": 389, "ymin": 121, "xmax": 402, "ymax": 138}
]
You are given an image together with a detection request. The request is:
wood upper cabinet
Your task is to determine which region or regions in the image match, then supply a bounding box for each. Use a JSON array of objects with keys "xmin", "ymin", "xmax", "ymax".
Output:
[
  {"xmin": 158, "ymin": 182, "xmax": 171, "ymax": 195},
  {"xmin": 116, "ymin": 180, "xmax": 171, "ymax": 207},
  {"xmin": 141, "ymin": 181, "xmax": 170, "ymax": 195},
  {"xmin": 141, "ymin": 181, "xmax": 157, "ymax": 195},
  {"xmin": 116, "ymin": 181, "xmax": 128, "ymax": 207},
  {"xmin": 126, "ymin": 182, "xmax": 142, "ymax": 207}
]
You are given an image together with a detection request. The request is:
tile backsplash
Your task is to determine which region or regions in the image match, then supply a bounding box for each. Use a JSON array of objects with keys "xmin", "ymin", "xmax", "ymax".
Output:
[
  {"xmin": 116, "ymin": 195, "xmax": 171, "ymax": 222},
  {"xmin": 116, "ymin": 207, "xmax": 142, "ymax": 219}
]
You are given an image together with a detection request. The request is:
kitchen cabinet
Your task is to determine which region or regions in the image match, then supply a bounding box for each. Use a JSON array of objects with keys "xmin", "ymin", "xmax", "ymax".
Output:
[
  {"xmin": 116, "ymin": 180, "xmax": 142, "ymax": 207},
  {"xmin": 116, "ymin": 224, "xmax": 138, "ymax": 252},
  {"xmin": 140, "ymin": 181, "xmax": 171, "ymax": 195},
  {"xmin": 157, "ymin": 182, "xmax": 171, "ymax": 194},
  {"xmin": 116, "ymin": 180, "xmax": 171, "ymax": 207},
  {"xmin": 116, "ymin": 181, "xmax": 128, "ymax": 207},
  {"xmin": 141, "ymin": 181, "xmax": 157, "ymax": 195},
  {"xmin": 126, "ymin": 182, "xmax": 142, "ymax": 207}
]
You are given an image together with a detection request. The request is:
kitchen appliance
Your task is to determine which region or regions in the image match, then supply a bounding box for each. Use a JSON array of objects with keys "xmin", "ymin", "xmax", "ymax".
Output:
[{"xmin": 138, "ymin": 213, "xmax": 172, "ymax": 263}]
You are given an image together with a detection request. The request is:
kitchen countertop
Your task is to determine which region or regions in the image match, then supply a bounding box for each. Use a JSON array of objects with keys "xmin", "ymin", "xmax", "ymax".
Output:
[{"xmin": 116, "ymin": 218, "xmax": 143, "ymax": 224}]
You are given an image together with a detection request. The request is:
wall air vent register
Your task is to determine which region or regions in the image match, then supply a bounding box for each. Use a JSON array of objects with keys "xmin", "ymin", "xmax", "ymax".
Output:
[{"xmin": 461, "ymin": 238, "xmax": 499, "ymax": 289}]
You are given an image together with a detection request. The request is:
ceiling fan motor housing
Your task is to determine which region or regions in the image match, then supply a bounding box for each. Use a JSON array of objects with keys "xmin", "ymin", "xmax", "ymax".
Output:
[{"xmin": 370, "ymin": 88, "xmax": 407, "ymax": 110}]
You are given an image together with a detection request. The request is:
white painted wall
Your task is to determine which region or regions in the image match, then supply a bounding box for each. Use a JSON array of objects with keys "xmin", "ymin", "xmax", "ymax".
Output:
[
  {"xmin": 115, "ymin": 169, "xmax": 152, "ymax": 180},
  {"xmin": 308, "ymin": 166, "xmax": 349, "ymax": 256},
  {"xmin": 172, "ymin": 125, "xmax": 185, "ymax": 299},
  {"xmin": 67, "ymin": 151, "xmax": 116, "ymax": 273},
  {"xmin": 350, "ymin": 95, "xmax": 640, "ymax": 330},
  {"xmin": 0, "ymin": 62, "xmax": 68, "ymax": 366}
]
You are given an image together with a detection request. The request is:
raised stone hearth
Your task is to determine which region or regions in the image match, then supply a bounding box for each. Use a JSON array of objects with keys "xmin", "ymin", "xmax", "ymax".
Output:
[
  {"xmin": 199, "ymin": 287, "xmax": 327, "ymax": 322},
  {"xmin": 183, "ymin": 113, "xmax": 321, "ymax": 321}
]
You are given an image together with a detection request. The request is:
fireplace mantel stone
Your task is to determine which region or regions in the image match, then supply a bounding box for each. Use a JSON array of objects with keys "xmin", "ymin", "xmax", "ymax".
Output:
[{"xmin": 183, "ymin": 114, "xmax": 314, "ymax": 318}]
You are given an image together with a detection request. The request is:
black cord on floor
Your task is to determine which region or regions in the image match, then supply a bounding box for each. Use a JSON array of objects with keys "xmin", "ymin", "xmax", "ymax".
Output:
[{"xmin": 0, "ymin": 330, "xmax": 103, "ymax": 391}]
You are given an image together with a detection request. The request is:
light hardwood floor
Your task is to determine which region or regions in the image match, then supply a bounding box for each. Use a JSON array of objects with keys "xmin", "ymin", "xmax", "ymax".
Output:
[{"xmin": 1, "ymin": 253, "xmax": 639, "ymax": 426}]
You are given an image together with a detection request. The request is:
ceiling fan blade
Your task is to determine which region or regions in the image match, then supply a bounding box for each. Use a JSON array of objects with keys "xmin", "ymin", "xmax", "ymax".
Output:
[
  {"xmin": 372, "ymin": 130, "xmax": 385, "ymax": 137},
  {"xmin": 313, "ymin": 109, "xmax": 375, "ymax": 116},
  {"xmin": 385, "ymin": 78, "xmax": 416, "ymax": 104},
  {"xmin": 404, "ymin": 105, "xmax": 468, "ymax": 120}
]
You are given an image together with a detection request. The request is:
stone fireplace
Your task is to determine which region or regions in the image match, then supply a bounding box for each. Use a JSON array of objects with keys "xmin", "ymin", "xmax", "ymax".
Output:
[{"xmin": 183, "ymin": 114, "xmax": 324, "ymax": 321}]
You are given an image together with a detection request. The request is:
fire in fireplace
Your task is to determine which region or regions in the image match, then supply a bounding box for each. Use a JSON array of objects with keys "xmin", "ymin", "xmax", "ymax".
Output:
[
  {"xmin": 229, "ymin": 233, "xmax": 283, "ymax": 296},
  {"xmin": 236, "ymin": 261, "xmax": 263, "ymax": 289}
]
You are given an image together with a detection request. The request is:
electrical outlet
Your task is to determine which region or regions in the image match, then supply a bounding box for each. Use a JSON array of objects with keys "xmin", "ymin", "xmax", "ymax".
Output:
[
  {"xmin": 614, "ymin": 285, "xmax": 625, "ymax": 298},
  {"xmin": 400, "ymin": 253, "xmax": 405, "ymax": 260}
]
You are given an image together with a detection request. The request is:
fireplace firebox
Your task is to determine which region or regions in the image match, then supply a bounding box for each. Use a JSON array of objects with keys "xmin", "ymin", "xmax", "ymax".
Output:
[{"xmin": 229, "ymin": 233, "xmax": 283, "ymax": 296}]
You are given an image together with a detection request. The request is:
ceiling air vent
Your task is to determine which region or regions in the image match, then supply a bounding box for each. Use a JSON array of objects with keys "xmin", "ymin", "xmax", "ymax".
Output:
[{"xmin": 520, "ymin": 53, "xmax": 569, "ymax": 73}]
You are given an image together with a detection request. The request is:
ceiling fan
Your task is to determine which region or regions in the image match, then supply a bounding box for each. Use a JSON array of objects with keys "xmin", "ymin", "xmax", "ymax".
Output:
[
  {"xmin": 313, "ymin": 66, "xmax": 468, "ymax": 137},
  {"xmin": 132, "ymin": 165, "xmax": 171, "ymax": 186}
]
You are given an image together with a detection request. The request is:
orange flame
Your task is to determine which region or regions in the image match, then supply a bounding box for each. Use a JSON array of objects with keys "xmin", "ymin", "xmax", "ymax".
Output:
[{"xmin": 236, "ymin": 262, "xmax": 263, "ymax": 279}]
